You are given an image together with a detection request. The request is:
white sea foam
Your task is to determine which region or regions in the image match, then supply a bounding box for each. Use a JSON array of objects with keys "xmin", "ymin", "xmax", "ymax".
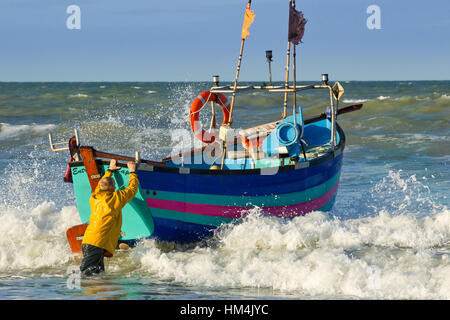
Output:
[
  {"xmin": 403, "ymin": 133, "xmax": 450, "ymax": 144},
  {"xmin": 342, "ymin": 96, "xmax": 390, "ymax": 104},
  {"xmin": 132, "ymin": 207, "xmax": 449, "ymax": 299},
  {"xmin": 0, "ymin": 202, "xmax": 80, "ymax": 271},
  {"xmin": 1, "ymin": 177, "xmax": 447, "ymax": 298},
  {"xmin": 0, "ymin": 123, "xmax": 56, "ymax": 140},
  {"xmin": 130, "ymin": 170, "xmax": 449, "ymax": 299},
  {"xmin": 342, "ymin": 99, "xmax": 369, "ymax": 104},
  {"xmin": 370, "ymin": 133, "xmax": 449, "ymax": 146},
  {"xmin": 343, "ymin": 94, "xmax": 447, "ymax": 104},
  {"xmin": 0, "ymin": 152, "xmax": 81, "ymax": 274},
  {"xmin": 147, "ymin": 90, "xmax": 156, "ymax": 94},
  {"xmin": 68, "ymin": 93, "xmax": 88, "ymax": 98}
]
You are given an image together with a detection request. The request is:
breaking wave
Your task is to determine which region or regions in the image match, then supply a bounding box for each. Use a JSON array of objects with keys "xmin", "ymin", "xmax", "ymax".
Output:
[
  {"xmin": 133, "ymin": 207, "xmax": 449, "ymax": 299},
  {"xmin": 130, "ymin": 170, "xmax": 449, "ymax": 299},
  {"xmin": 0, "ymin": 123, "xmax": 56, "ymax": 140}
]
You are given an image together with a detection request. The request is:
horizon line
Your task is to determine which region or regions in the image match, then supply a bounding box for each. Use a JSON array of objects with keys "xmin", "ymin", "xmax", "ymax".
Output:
[{"xmin": 1, "ymin": 79, "xmax": 449, "ymax": 83}]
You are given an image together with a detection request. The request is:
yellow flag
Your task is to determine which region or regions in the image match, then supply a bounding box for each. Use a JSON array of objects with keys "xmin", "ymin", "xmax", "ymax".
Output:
[{"xmin": 241, "ymin": 3, "xmax": 255, "ymax": 40}]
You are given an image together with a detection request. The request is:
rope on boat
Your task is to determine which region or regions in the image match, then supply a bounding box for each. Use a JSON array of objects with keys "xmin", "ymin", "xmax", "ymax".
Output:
[{"xmin": 183, "ymin": 91, "xmax": 214, "ymax": 121}]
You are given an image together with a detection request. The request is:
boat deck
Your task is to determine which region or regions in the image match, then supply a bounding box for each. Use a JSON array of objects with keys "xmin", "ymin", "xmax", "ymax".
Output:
[{"xmin": 166, "ymin": 119, "xmax": 339, "ymax": 170}]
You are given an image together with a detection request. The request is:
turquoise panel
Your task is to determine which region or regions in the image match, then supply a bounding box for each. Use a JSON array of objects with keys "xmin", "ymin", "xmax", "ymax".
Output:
[{"xmin": 71, "ymin": 164, "xmax": 154, "ymax": 241}]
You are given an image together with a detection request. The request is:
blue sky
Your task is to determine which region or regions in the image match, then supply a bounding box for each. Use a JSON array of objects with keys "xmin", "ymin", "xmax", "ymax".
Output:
[{"xmin": 0, "ymin": 0, "xmax": 449, "ymax": 81}]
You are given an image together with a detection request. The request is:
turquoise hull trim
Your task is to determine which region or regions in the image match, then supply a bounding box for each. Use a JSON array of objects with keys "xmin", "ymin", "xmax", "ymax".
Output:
[
  {"xmin": 151, "ymin": 208, "xmax": 233, "ymax": 227},
  {"xmin": 319, "ymin": 194, "xmax": 337, "ymax": 212},
  {"xmin": 71, "ymin": 164, "xmax": 154, "ymax": 241}
]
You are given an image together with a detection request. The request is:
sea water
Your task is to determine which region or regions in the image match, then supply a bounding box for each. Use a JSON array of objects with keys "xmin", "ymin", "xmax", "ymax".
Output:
[{"xmin": 0, "ymin": 81, "xmax": 448, "ymax": 299}]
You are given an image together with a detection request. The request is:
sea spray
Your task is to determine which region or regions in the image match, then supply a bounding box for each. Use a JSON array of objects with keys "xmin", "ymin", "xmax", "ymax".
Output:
[
  {"xmin": 0, "ymin": 203, "xmax": 79, "ymax": 272},
  {"xmin": 368, "ymin": 170, "xmax": 443, "ymax": 218},
  {"xmin": 0, "ymin": 151, "xmax": 80, "ymax": 273}
]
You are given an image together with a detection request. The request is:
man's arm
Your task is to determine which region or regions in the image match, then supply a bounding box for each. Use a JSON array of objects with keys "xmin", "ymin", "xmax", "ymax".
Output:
[{"xmin": 117, "ymin": 161, "xmax": 139, "ymax": 205}]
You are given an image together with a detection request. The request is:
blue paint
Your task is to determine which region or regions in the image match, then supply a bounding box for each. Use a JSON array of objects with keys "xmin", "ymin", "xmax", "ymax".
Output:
[
  {"xmin": 151, "ymin": 217, "xmax": 217, "ymax": 242},
  {"xmin": 263, "ymin": 107, "xmax": 305, "ymax": 157}
]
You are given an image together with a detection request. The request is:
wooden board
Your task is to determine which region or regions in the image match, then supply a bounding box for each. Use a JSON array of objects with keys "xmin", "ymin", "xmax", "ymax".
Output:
[{"xmin": 66, "ymin": 223, "xmax": 88, "ymax": 256}]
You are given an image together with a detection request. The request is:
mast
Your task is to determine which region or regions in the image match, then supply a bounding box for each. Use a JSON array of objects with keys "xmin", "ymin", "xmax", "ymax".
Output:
[
  {"xmin": 292, "ymin": 0, "xmax": 306, "ymax": 161},
  {"xmin": 227, "ymin": 40, "xmax": 245, "ymax": 126},
  {"xmin": 282, "ymin": 0, "xmax": 293, "ymax": 119},
  {"xmin": 227, "ymin": 0, "xmax": 253, "ymax": 126},
  {"xmin": 292, "ymin": 0, "xmax": 297, "ymax": 118},
  {"xmin": 220, "ymin": 0, "xmax": 254, "ymax": 169}
]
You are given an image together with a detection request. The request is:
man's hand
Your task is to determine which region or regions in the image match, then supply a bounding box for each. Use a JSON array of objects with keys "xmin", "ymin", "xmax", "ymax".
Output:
[
  {"xmin": 127, "ymin": 161, "xmax": 136, "ymax": 173},
  {"xmin": 109, "ymin": 159, "xmax": 120, "ymax": 171}
]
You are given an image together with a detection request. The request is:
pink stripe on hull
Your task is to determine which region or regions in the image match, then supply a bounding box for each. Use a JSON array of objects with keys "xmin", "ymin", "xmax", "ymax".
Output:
[
  {"xmin": 147, "ymin": 198, "xmax": 248, "ymax": 218},
  {"xmin": 147, "ymin": 183, "xmax": 339, "ymax": 219},
  {"xmin": 265, "ymin": 182, "xmax": 338, "ymax": 218}
]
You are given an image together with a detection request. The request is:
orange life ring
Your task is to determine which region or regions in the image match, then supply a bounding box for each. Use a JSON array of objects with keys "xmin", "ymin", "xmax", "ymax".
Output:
[{"xmin": 189, "ymin": 91, "xmax": 230, "ymax": 143}]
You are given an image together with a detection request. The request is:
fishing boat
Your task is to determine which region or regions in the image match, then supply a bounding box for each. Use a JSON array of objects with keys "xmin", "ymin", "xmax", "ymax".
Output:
[{"xmin": 49, "ymin": 0, "xmax": 363, "ymax": 254}]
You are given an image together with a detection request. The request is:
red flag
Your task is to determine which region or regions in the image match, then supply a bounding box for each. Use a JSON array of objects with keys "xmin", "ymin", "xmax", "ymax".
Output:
[
  {"xmin": 288, "ymin": 6, "xmax": 307, "ymax": 45},
  {"xmin": 241, "ymin": 3, "xmax": 255, "ymax": 40}
]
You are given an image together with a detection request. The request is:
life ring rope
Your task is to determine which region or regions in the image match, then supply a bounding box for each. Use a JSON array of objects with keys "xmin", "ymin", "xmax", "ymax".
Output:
[
  {"xmin": 187, "ymin": 92, "xmax": 230, "ymax": 118},
  {"xmin": 189, "ymin": 92, "xmax": 212, "ymax": 117},
  {"xmin": 189, "ymin": 91, "xmax": 230, "ymax": 143}
]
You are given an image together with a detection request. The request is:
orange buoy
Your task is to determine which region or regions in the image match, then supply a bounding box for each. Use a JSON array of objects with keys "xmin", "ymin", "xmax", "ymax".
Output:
[{"xmin": 189, "ymin": 91, "xmax": 230, "ymax": 143}]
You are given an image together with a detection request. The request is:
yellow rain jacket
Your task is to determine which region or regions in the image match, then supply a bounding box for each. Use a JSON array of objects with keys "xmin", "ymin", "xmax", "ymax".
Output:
[{"xmin": 82, "ymin": 170, "xmax": 138, "ymax": 256}]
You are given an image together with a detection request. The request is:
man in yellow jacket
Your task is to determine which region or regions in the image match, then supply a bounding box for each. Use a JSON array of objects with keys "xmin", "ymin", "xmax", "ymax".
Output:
[{"xmin": 80, "ymin": 159, "xmax": 138, "ymax": 276}]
